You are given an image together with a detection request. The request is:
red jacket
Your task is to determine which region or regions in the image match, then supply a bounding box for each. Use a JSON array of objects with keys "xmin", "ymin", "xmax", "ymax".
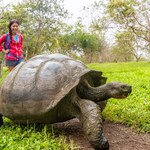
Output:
[{"xmin": 0, "ymin": 33, "xmax": 24, "ymax": 60}]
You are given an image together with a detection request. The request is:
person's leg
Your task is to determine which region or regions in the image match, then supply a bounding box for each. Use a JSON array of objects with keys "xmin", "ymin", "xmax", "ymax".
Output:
[
  {"xmin": 6, "ymin": 59, "xmax": 16, "ymax": 72},
  {"xmin": 8, "ymin": 66, "xmax": 15, "ymax": 71}
]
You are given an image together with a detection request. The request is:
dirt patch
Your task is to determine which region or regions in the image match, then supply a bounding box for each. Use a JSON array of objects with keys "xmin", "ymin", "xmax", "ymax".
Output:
[{"xmin": 54, "ymin": 119, "xmax": 150, "ymax": 150}]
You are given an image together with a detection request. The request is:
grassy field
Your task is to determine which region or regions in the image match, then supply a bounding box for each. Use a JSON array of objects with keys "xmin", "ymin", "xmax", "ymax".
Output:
[
  {"xmin": 88, "ymin": 61, "xmax": 150, "ymax": 133},
  {"xmin": 0, "ymin": 120, "xmax": 77, "ymax": 150},
  {"xmin": 0, "ymin": 61, "xmax": 150, "ymax": 149}
]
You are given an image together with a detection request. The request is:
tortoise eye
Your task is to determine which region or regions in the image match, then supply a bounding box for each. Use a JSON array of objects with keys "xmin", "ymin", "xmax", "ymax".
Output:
[{"xmin": 121, "ymin": 85, "xmax": 126, "ymax": 89}]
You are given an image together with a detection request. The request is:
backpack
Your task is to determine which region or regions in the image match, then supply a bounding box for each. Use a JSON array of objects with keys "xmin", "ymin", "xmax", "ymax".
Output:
[{"xmin": 4, "ymin": 34, "xmax": 10, "ymax": 50}]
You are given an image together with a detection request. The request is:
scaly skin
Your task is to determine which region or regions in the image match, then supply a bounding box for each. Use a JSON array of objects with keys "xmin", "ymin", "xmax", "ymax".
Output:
[
  {"xmin": 56, "ymin": 89, "xmax": 110, "ymax": 150},
  {"xmin": 75, "ymin": 98, "xmax": 109, "ymax": 150},
  {"xmin": 77, "ymin": 81, "xmax": 132, "ymax": 102}
]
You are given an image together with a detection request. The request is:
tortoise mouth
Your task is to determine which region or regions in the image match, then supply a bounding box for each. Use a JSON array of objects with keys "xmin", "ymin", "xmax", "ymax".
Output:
[
  {"xmin": 114, "ymin": 91, "xmax": 132, "ymax": 99},
  {"xmin": 121, "ymin": 87, "xmax": 132, "ymax": 98}
]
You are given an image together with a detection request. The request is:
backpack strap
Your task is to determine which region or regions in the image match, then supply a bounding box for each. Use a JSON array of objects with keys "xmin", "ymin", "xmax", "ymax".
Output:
[{"xmin": 4, "ymin": 34, "xmax": 10, "ymax": 50}]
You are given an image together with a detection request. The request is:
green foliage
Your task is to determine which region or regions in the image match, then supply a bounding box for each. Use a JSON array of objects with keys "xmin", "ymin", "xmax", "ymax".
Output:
[
  {"xmin": 0, "ymin": 118, "xmax": 78, "ymax": 149},
  {"xmin": 60, "ymin": 27, "xmax": 100, "ymax": 53},
  {"xmin": 0, "ymin": 67, "xmax": 9, "ymax": 85},
  {"xmin": 88, "ymin": 61, "xmax": 150, "ymax": 132},
  {"xmin": 106, "ymin": 0, "xmax": 150, "ymax": 54},
  {"xmin": 111, "ymin": 31, "xmax": 134, "ymax": 61},
  {"xmin": 107, "ymin": 0, "xmax": 136, "ymax": 24},
  {"xmin": 0, "ymin": 0, "xmax": 69, "ymax": 59}
]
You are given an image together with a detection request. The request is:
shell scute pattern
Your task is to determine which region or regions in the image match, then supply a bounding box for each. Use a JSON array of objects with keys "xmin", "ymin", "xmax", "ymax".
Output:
[{"xmin": 1, "ymin": 53, "xmax": 90, "ymax": 107}]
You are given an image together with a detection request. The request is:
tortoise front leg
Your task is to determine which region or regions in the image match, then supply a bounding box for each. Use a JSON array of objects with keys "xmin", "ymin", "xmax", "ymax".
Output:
[
  {"xmin": 0, "ymin": 114, "xmax": 3, "ymax": 126},
  {"xmin": 76, "ymin": 99, "xmax": 109, "ymax": 150}
]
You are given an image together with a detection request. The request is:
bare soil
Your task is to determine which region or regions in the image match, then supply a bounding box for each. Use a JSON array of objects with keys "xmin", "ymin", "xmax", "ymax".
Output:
[{"xmin": 54, "ymin": 119, "xmax": 150, "ymax": 150}]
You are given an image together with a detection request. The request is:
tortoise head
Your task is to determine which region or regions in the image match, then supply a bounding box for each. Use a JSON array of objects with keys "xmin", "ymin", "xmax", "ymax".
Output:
[{"xmin": 107, "ymin": 82, "xmax": 132, "ymax": 99}]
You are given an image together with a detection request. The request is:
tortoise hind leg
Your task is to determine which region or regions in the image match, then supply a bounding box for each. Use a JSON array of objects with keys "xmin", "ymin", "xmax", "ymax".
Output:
[
  {"xmin": 75, "ymin": 99, "xmax": 109, "ymax": 150},
  {"xmin": 0, "ymin": 114, "xmax": 3, "ymax": 126}
]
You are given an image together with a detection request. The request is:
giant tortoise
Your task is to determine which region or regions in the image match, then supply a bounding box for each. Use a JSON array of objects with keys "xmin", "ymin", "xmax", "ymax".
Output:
[{"xmin": 0, "ymin": 53, "xmax": 132, "ymax": 150}]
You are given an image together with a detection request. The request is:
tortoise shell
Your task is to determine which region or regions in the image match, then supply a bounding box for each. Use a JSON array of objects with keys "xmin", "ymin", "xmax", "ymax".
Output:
[{"xmin": 0, "ymin": 53, "xmax": 106, "ymax": 118}]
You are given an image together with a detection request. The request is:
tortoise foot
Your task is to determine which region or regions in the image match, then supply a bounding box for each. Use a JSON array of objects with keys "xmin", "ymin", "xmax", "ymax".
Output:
[{"xmin": 93, "ymin": 141, "xmax": 109, "ymax": 150}]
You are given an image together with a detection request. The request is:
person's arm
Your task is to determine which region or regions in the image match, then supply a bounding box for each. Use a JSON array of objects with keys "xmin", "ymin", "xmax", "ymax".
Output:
[
  {"xmin": 1, "ymin": 49, "xmax": 9, "ymax": 54},
  {"xmin": 0, "ymin": 34, "xmax": 9, "ymax": 54}
]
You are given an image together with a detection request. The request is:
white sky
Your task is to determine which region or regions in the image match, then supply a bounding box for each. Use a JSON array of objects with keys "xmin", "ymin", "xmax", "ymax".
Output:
[
  {"xmin": 63, "ymin": 0, "xmax": 96, "ymax": 20},
  {"xmin": 2, "ymin": 0, "xmax": 97, "ymax": 23}
]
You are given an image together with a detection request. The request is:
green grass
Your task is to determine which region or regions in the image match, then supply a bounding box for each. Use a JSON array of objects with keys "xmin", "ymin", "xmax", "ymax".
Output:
[
  {"xmin": 0, "ymin": 67, "xmax": 9, "ymax": 85},
  {"xmin": 88, "ymin": 61, "xmax": 150, "ymax": 133},
  {"xmin": 0, "ymin": 118, "xmax": 78, "ymax": 150}
]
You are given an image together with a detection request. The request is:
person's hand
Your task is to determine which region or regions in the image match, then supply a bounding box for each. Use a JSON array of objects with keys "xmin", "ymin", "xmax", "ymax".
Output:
[{"xmin": 2, "ymin": 49, "xmax": 9, "ymax": 54}]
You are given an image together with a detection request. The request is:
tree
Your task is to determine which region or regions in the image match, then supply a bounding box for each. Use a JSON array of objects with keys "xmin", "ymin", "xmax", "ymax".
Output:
[
  {"xmin": 106, "ymin": 0, "xmax": 150, "ymax": 55},
  {"xmin": 84, "ymin": 0, "xmax": 150, "ymax": 61},
  {"xmin": 111, "ymin": 30, "xmax": 144, "ymax": 62},
  {"xmin": 0, "ymin": 0, "xmax": 68, "ymax": 59},
  {"xmin": 59, "ymin": 22, "xmax": 102, "ymax": 63},
  {"xmin": 111, "ymin": 31, "xmax": 134, "ymax": 62},
  {"xmin": 81, "ymin": 1, "xmax": 113, "ymax": 62},
  {"xmin": 20, "ymin": 0, "xmax": 69, "ymax": 58}
]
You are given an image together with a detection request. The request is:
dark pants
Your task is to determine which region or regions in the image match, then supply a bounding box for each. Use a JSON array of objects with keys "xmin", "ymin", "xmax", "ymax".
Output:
[
  {"xmin": 6, "ymin": 58, "xmax": 24, "ymax": 67},
  {"xmin": 0, "ymin": 114, "xmax": 3, "ymax": 126}
]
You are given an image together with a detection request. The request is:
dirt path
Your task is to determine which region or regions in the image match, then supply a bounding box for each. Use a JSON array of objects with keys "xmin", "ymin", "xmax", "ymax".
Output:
[{"xmin": 54, "ymin": 119, "xmax": 150, "ymax": 150}]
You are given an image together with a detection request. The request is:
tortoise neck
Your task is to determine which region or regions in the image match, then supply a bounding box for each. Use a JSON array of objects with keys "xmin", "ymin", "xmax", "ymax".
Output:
[{"xmin": 77, "ymin": 82, "xmax": 111, "ymax": 102}]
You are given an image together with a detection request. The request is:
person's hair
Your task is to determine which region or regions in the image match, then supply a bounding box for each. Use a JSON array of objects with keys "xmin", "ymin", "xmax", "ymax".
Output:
[{"xmin": 8, "ymin": 19, "xmax": 20, "ymax": 43}]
